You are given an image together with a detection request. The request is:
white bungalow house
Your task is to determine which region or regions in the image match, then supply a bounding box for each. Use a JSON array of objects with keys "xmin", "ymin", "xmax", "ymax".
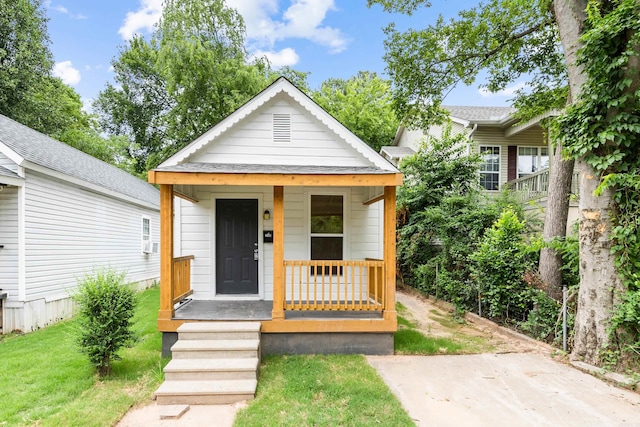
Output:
[
  {"xmin": 0, "ymin": 114, "xmax": 160, "ymax": 333},
  {"xmin": 149, "ymin": 77, "xmax": 401, "ymax": 405},
  {"xmin": 382, "ymin": 106, "xmax": 579, "ymax": 226}
]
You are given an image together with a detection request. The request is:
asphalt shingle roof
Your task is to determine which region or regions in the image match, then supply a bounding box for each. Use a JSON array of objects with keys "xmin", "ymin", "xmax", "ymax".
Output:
[
  {"xmin": 155, "ymin": 162, "xmax": 396, "ymax": 175},
  {"xmin": 444, "ymin": 106, "xmax": 517, "ymax": 122},
  {"xmin": 0, "ymin": 114, "xmax": 159, "ymax": 207}
]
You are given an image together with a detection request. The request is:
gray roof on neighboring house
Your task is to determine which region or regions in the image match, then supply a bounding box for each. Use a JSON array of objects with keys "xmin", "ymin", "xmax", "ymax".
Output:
[
  {"xmin": 0, "ymin": 165, "xmax": 22, "ymax": 180},
  {"xmin": 155, "ymin": 162, "xmax": 397, "ymax": 175},
  {"xmin": 444, "ymin": 106, "xmax": 517, "ymax": 122},
  {"xmin": 380, "ymin": 146, "xmax": 415, "ymax": 159},
  {"xmin": 0, "ymin": 114, "xmax": 159, "ymax": 208}
]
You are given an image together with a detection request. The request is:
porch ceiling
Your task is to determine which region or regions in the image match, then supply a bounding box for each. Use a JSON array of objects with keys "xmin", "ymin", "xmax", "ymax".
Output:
[{"xmin": 148, "ymin": 162, "xmax": 403, "ymax": 186}]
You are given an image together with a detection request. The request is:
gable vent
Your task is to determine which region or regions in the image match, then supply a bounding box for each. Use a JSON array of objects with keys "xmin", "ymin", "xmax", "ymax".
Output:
[{"xmin": 273, "ymin": 113, "xmax": 291, "ymax": 144}]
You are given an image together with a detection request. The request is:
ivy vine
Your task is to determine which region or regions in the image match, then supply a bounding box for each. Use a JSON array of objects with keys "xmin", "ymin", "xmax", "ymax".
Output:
[{"xmin": 556, "ymin": 0, "xmax": 640, "ymax": 360}]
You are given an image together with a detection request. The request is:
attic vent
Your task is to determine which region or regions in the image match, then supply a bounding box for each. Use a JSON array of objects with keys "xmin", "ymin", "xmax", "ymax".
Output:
[{"xmin": 273, "ymin": 113, "xmax": 291, "ymax": 144}]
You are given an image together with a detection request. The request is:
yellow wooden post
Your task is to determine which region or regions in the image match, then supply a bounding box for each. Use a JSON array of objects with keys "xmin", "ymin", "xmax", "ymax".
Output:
[
  {"xmin": 383, "ymin": 185, "xmax": 397, "ymax": 325},
  {"xmin": 158, "ymin": 184, "xmax": 174, "ymax": 323},
  {"xmin": 272, "ymin": 186, "xmax": 285, "ymax": 320}
]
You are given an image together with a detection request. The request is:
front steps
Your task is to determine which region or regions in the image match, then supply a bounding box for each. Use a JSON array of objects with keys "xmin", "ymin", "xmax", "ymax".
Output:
[{"xmin": 155, "ymin": 322, "xmax": 261, "ymax": 405}]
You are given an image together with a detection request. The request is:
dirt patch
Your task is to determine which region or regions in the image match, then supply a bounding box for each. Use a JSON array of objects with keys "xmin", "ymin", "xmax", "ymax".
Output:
[{"xmin": 396, "ymin": 288, "xmax": 554, "ymax": 355}]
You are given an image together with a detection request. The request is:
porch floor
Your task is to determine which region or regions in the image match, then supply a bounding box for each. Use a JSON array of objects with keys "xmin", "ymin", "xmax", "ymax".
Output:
[{"xmin": 173, "ymin": 300, "xmax": 383, "ymax": 321}]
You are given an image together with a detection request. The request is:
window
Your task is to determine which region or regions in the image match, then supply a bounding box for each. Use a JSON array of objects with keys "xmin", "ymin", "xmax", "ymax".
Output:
[
  {"xmin": 479, "ymin": 146, "xmax": 500, "ymax": 191},
  {"xmin": 310, "ymin": 195, "xmax": 343, "ymax": 275},
  {"xmin": 518, "ymin": 147, "xmax": 549, "ymax": 178},
  {"xmin": 142, "ymin": 217, "xmax": 151, "ymax": 253}
]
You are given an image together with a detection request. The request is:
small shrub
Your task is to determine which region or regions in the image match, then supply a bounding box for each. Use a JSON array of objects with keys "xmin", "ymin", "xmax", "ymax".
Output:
[
  {"xmin": 520, "ymin": 289, "xmax": 563, "ymax": 342},
  {"xmin": 74, "ymin": 269, "xmax": 137, "ymax": 376}
]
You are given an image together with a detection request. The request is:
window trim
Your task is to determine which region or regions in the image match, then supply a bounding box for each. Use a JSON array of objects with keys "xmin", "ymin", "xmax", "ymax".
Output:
[
  {"xmin": 479, "ymin": 145, "xmax": 501, "ymax": 191},
  {"xmin": 305, "ymin": 189, "xmax": 350, "ymax": 274},
  {"xmin": 141, "ymin": 216, "xmax": 151, "ymax": 253},
  {"xmin": 517, "ymin": 145, "xmax": 550, "ymax": 179}
]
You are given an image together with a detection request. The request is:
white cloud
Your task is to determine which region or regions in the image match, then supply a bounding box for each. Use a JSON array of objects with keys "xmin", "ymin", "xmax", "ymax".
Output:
[
  {"xmin": 81, "ymin": 97, "xmax": 93, "ymax": 114},
  {"xmin": 118, "ymin": 0, "xmax": 163, "ymax": 40},
  {"xmin": 228, "ymin": 0, "xmax": 348, "ymax": 54},
  {"xmin": 53, "ymin": 61, "xmax": 81, "ymax": 86},
  {"xmin": 253, "ymin": 48, "xmax": 300, "ymax": 67},
  {"xmin": 52, "ymin": 5, "xmax": 68, "ymax": 13},
  {"xmin": 49, "ymin": 3, "xmax": 86, "ymax": 19},
  {"xmin": 479, "ymin": 81, "xmax": 528, "ymax": 98}
]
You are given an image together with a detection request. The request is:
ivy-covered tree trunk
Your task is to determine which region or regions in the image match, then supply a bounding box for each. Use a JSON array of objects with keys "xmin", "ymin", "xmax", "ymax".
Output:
[
  {"xmin": 573, "ymin": 160, "xmax": 624, "ymax": 362},
  {"xmin": 539, "ymin": 143, "xmax": 574, "ymax": 300}
]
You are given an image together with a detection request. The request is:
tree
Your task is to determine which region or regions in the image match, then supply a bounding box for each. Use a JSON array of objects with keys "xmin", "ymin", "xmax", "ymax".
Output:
[
  {"xmin": 95, "ymin": 0, "xmax": 288, "ymax": 173},
  {"xmin": 313, "ymin": 71, "xmax": 399, "ymax": 152},
  {"xmin": 370, "ymin": 0, "xmax": 640, "ymax": 366}
]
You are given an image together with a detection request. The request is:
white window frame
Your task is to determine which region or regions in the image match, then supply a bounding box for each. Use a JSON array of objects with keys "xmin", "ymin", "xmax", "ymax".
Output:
[
  {"xmin": 517, "ymin": 146, "xmax": 549, "ymax": 178},
  {"xmin": 306, "ymin": 189, "xmax": 350, "ymax": 275},
  {"xmin": 141, "ymin": 216, "xmax": 151, "ymax": 253},
  {"xmin": 479, "ymin": 145, "xmax": 501, "ymax": 191}
]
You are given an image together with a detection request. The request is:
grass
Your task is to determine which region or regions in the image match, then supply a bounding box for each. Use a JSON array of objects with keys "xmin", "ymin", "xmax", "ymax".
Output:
[
  {"xmin": 233, "ymin": 354, "xmax": 414, "ymax": 427},
  {"xmin": 0, "ymin": 286, "xmax": 166, "ymax": 426}
]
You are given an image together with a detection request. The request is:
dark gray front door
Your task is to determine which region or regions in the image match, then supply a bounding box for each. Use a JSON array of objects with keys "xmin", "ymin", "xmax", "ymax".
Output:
[{"xmin": 216, "ymin": 199, "xmax": 259, "ymax": 294}]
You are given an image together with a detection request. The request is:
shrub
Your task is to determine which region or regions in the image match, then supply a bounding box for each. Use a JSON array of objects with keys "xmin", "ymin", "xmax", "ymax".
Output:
[
  {"xmin": 74, "ymin": 269, "xmax": 137, "ymax": 376},
  {"xmin": 520, "ymin": 289, "xmax": 563, "ymax": 342}
]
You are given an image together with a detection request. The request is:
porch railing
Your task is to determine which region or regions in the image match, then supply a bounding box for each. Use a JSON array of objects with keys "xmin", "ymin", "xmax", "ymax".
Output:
[
  {"xmin": 172, "ymin": 255, "xmax": 194, "ymax": 304},
  {"xmin": 507, "ymin": 168, "xmax": 580, "ymax": 202},
  {"xmin": 283, "ymin": 260, "xmax": 385, "ymax": 311}
]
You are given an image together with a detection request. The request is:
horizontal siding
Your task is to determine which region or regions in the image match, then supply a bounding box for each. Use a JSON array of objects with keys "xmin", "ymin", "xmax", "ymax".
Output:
[
  {"xmin": 0, "ymin": 151, "xmax": 18, "ymax": 173},
  {"xmin": 180, "ymin": 185, "xmax": 383, "ymax": 301},
  {"xmin": 0, "ymin": 186, "xmax": 19, "ymax": 299},
  {"xmin": 189, "ymin": 98, "xmax": 371, "ymax": 167},
  {"xmin": 23, "ymin": 171, "xmax": 160, "ymax": 302}
]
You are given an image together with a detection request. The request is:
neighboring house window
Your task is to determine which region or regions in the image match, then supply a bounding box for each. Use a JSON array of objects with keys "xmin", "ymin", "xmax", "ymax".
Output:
[
  {"xmin": 479, "ymin": 146, "xmax": 500, "ymax": 191},
  {"xmin": 142, "ymin": 217, "xmax": 151, "ymax": 252},
  {"xmin": 310, "ymin": 194, "xmax": 343, "ymax": 275},
  {"xmin": 518, "ymin": 147, "xmax": 550, "ymax": 178}
]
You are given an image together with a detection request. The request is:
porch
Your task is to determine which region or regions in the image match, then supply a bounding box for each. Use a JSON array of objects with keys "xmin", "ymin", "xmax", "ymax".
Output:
[{"xmin": 506, "ymin": 168, "xmax": 580, "ymax": 202}]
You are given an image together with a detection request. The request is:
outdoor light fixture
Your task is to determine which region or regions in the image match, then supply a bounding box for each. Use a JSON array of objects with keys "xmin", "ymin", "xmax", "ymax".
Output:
[{"xmin": 263, "ymin": 210, "xmax": 270, "ymax": 220}]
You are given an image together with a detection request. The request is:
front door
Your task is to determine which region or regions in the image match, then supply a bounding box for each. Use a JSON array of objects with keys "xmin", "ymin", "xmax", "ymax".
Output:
[{"xmin": 216, "ymin": 199, "xmax": 259, "ymax": 294}]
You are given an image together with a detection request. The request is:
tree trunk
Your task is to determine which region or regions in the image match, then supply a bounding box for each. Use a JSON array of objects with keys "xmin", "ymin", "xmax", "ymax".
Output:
[
  {"xmin": 572, "ymin": 160, "xmax": 623, "ymax": 363},
  {"xmin": 539, "ymin": 143, "xmax": 574, "ymax": 300}
]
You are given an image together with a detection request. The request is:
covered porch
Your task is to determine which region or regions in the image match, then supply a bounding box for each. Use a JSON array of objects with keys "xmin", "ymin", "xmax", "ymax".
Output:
[{"xmin": 149, "ymin": 168, "xmax": 401, "ymax": 336}]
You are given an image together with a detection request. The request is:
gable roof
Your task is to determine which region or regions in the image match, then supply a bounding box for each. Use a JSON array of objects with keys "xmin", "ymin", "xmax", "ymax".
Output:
[
  {"xmin": 159, "ymin": 77, "xmax": 398, "ymax": 173},
  {"xmin": 444, "ymin": 106, "xmax": 517, "ymax": 122},
  {"xmin": 0, "ymin": 114, "xmax": 159, "ymax": 209}
]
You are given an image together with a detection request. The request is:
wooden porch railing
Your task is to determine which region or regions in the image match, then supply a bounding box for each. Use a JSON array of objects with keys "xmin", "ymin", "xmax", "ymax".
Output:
[
  {"xmin": 507, "ymin": 168, "xmax": 580, "ymax": 202},
  {"xmin": 172, "ymin": 255, "xmax": 194, "ymax": 304},
  {"xmin": 283, "ymin": 260, "xmax": 385, "ymax": 311}
]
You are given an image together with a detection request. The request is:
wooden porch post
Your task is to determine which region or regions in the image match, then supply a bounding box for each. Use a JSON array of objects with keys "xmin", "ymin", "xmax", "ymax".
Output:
[
  {"xmin": 272, "ymin": 186, "xmax": 285, "ymax": 320},
  {"xmin": 159, "ymin": 184, "xmax": 175, "ymax": 323},
  {"xmin": 383, "ymin": 185, "xmax": 397, "ymax": 324}
]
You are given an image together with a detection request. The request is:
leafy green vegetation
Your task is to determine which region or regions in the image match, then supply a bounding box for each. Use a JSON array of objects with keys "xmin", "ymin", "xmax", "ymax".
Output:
[
  {"xmin": 233, "ymin": 355, "xmax": 414, "ymax": 427},
  {"xmin": 0, "ymin": 286, "xmax": 165, "ymax": 426}
]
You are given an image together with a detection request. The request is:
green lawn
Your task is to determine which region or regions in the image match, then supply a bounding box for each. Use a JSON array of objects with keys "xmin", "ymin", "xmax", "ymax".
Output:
[
  {"xmin": 0, "ymin": 286, "xmax": 166, "ymax": 426},
  {"xmin": 234, "ymin": 354, "xmax": 414, "ymax": 427}
]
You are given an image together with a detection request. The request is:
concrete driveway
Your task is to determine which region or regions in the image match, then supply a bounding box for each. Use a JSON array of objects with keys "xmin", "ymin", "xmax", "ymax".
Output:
[{"xmin": 368, "ymin": 353, "xmax": 640, "ymax": 427}]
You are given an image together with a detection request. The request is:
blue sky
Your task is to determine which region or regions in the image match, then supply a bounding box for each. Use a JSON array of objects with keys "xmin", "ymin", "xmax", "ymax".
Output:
[{"xmin": 44, "ymin": 0, "xmax": 522, "ymax": 110}]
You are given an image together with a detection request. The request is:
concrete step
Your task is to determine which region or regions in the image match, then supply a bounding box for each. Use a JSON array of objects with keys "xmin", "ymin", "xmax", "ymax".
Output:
[
  {"xmin": 171, "ymin": 339, "xmax": 260, "ymax": 359},
  {"xmin": 164, "ymin": 358, "xmax": 259, "ymax": 381},
  {"xmin": 155, "ymin": 379, "xmax": 257, "ymax": 405},
  {"xmin": 177, "ymin": 321, "xmax": 261, "ymax": 340}
]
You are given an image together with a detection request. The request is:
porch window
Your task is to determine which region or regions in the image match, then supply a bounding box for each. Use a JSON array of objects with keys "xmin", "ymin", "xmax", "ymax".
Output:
[
  {"xmin": 518, "ymin": 146, "xmax": 549, "ymax": 178},
  {"xmin": 479, "ymin": 146, "xmax": 500, "ymax": 191},
  {"xmin": 310, "ymin": 194, "xmax": 343, "ymax": 275}
]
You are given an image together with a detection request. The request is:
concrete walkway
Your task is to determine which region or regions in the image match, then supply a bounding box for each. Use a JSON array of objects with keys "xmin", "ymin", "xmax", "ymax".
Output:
[{"xmin": 367, "ymin": 353, "xmax": 640, "ymax": 427}]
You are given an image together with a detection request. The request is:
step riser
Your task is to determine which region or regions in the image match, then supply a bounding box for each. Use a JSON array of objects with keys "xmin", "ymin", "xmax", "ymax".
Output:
[
  {"xmin": 178, "ymin": 332, "xmax": 260, "ymax": 340},
  {"xmin": 156, "ymin": 394, "xmax": 254, "ymax": 405},
  {"xmin": 172, "ymin": 350, "xmax": 259, "ymax": 359},
  {"xmin": 164, "ymin": 371, "xmax": 257, "ymax": 381}
]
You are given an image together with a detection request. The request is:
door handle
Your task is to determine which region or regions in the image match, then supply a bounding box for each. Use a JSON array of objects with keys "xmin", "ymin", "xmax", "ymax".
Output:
[{"xmin": 253, "ymin": 248, "xmax": 259, "ymax": 261}]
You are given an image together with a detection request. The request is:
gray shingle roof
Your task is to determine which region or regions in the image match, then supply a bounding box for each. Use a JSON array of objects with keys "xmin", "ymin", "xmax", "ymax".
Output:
[
  {"xmin": 155, "ymin": 162, "xmax": 396, "ymax": 175},
  {"xmin": 380, "ymin": 146, "xmax": 415, "ymax": 159},
  {"xmin": 0, "ymin": 114, "xmax": 159, "ymax": 208},
  {"xmin": 444, "ymin": 106, "xmax": 516, "ymax": 122}
]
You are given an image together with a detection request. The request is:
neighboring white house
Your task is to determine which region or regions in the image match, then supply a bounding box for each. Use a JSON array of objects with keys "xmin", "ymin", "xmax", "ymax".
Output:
[
  {"xmin": 382, "ymin": 106, "xmax": 579, "ymax": 226},
  {"xmin": 0, "ymin": 114, "xmax": 160, "ymax": 333}
]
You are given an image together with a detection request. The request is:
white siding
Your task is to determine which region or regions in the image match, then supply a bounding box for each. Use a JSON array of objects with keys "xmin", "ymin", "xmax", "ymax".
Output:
[
  {"xmin": 22, "ymin": 171, "xmax": 160, "ymax": 302},
  {"xmin": 189, "ymin": 98, "xmax": 372, "ymax": 167},
  {"xmin": 0, "ymin": 186, "xmax": 19, "ymax": 299},
  {"xmin": 0, "ymin": 151, "xmax": 18, "ymax": 173},
  {"xmin": 177, "ymin": 185, "xmax": 382, "ymax": 302}
]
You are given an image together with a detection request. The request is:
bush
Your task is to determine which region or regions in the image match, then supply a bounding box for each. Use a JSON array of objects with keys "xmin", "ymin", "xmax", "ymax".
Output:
[
  {"xmin": 520, "ymin": 289, "xmax": 563, "ymax": 342},
  {"xmin": 74, "ymin": 269, "xmax": 137, "ymax": 376}
]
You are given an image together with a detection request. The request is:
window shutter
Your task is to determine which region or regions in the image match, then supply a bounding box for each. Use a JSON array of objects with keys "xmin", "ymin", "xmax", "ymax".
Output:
[
  {"xmin": 508, "ymin": 145, "xmax": 517, "ymax": 181},
  {"xmin": 273, "ymin": 113, "xmax": 291, "ymax": 143}
]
